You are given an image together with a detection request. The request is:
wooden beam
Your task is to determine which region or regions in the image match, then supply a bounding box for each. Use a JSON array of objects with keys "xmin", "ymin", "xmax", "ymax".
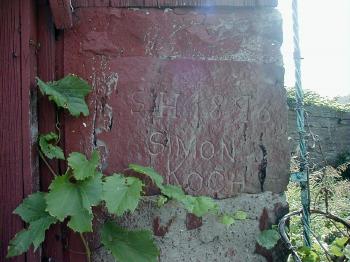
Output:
[{"xmin": 49, "ymin": 0, "xmax": 73, "ymax": 29}]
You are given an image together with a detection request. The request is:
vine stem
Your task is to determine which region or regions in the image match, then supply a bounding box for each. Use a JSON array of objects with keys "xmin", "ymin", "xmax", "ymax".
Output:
[
  {"xmin": 79, "ymin": 233, "xmax": 91, "ymax": 262},
  {"xmin": 38, "ymin": 149, "xmax": 57, "ymax": 177}
]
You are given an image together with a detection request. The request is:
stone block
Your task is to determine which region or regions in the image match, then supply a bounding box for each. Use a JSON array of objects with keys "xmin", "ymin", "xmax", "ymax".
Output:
[{"xmin": 63, "ymin": 7, "xmax": 289, "ymax": 198}]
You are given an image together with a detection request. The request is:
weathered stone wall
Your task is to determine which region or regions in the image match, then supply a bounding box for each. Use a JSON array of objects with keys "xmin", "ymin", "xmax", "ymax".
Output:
[
  {"xmin": 63, "ymin": 3, "xmax": 290, "ymax": 261},
  {"xmin": 94, "ymin": 193, "xmax": 289, "ymax": 262},
  {"xmin": 288, "ymin": 106, "xmax": 350, "ymax": 168}
]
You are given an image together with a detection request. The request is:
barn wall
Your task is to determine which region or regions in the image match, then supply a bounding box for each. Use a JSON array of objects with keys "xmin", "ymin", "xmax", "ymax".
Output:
[{"xmin": 0, "ymin": 0, "xmax": 39, "ymax": 261}]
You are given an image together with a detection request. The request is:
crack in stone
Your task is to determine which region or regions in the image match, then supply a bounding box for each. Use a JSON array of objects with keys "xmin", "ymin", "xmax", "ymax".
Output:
[{"xmin": 258, "ymin": 132, "xmax": 267, "ymax": 192}]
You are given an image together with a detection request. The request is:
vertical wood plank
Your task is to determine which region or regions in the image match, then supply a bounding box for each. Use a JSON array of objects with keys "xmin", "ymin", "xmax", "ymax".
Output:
[
  {"xmin": 20, "ymin": 0, "xmax": 38, "ymax": 202},
  {"xmin": 21, "ymin": 0, "xmax": 40, "ymax": 261},
  {"xmin": 0, "ymin": 1, "xmax": 24, "ymax": 261},
  {"xmin": 37, "ymin": 0, "xmax": 66, "ymax": 260},
  {"xmin": 0, "ymin": 0, "xmax": 38, "ymax": 261},
  {"xmin": 0, "ymin": 2, "xmax": 24, "ymax": 261}
]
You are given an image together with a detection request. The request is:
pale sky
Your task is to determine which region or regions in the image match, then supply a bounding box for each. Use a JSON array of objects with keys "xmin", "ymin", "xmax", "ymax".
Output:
[{"xmin": 278, "ymin": 0, "xmax": 350, "ymax": 98}]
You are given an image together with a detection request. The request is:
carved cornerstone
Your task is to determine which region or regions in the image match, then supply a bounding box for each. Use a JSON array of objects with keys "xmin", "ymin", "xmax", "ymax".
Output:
[{"xmin": 63, "ymin": 8, "xmax": 289, "ymax": 198}]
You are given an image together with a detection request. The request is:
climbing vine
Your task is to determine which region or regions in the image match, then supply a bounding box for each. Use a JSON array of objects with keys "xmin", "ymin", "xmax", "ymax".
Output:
[{"xmin": 7, "ymin": 75, "xmax": 246, "ymax": 261}]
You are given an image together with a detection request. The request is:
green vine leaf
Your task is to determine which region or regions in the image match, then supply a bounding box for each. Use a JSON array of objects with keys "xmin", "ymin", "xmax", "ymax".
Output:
[
  {"xmin": 37, "ymin": 74, "xmax": 91, "ymax": 117},
  {"xmin": 219, "ymin": 214, "xmax": 235, "ymax": 226},
  {"xmin": 128, "ymin": 164, "xmax": 164, "ymax": 190},
  {"xmin": 128, "ymin": 165, "xmax": 218, "ymax": 217},
  {"xmin": 39, "ymin": 132, "xmax": 65, "ymax": 160},
  {"xmin": 102, "ymin": 174, "xmax": 143, "ymax": 216},
  {"xmin": 329, "ymin": 237, "xmax": 349, "ymax": 257},
  {"xmin": 330, "ymin": 245, "xmax": 344, "ymax": 257},
  {"xmin": 219, "ymin": 211, "xmax": 247, "ymax": 227},
  {"xmin": 256, "ymin": 229, "xmax": 280, "ymax": 250},
  {"xmin": 45, "ymin": 172, "xmax": 102, "ymax": 232},
  {"xmin": 157, "ymin": 195, "xmax": 168, "ymax": 207},
  {"xmin": 297, "ymin": 246, "xmax": 320, "ymax": 262},
  {"xmin": 67, "ymin": 150, "xmax": 100, "ymax": 180},
  {"xmin": 101, "ymin": 221, "xmax": 159, "ymax": 262},
  {"xmin": 233, "ymin": 210, "xmax": 248, "ymax": 220},
  {"xmin": 181, "ymin": 196, "xmax": 218, "ymax": 217},
  {"xmin": 333, "ymin": 237, "xmax": 349, "ymax": 248},
  {"xmin": 7, "ymin": 192, "xmax": 57, "ymax": 258},
  {"xmin": 161, "ymin": 184, "xmax": 185, "ymax": 199}
]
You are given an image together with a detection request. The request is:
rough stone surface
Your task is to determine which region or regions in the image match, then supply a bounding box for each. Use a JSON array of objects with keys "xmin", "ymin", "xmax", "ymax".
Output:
[
  {"xmin": 63, "ymin": 7, "xmax": 289, "ymax": 198},
  {"xmin": 288, "ymin": 106, "xmax": 350, "ymax": 168},
  {"xmin": 92, "ymin": 192, "xmax": 289, "ymax": 262}
]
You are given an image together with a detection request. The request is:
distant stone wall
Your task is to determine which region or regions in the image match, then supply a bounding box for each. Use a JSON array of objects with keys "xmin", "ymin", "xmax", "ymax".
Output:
[{"xmin": 288, "ymin": 105, "xmax": 350, "ymax": 168}]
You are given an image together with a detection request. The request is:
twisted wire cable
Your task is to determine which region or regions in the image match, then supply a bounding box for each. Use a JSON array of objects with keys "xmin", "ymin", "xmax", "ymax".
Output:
[{"xmin": 292, "ymin": 0, "xmax": 311, "ymax": 247}]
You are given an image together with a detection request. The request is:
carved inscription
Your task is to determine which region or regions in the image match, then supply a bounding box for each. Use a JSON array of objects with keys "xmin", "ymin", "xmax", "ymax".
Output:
[
  {"xmin": 127, "ymin": 89, "xmax": 254, "ymax": 195},
  {"xmin": 154, "ymin": 92, "xmax": 180, "ymax": 119},
  {"xmin": 208, "ymin": 171, "xmax": 225, "ymax": 191},
  {"xmin": 148, "ymin": 131, "xmax": 166, "ymax": 155},
  {"xmin": 149, "ymin": 134, "xmax": 235, "ymax": 162},
  {"xmin": 137, "ymin": 91, "xmax": 248, "ymax": 194},
  {"xmin": 187, "ymin": 172, "xmax": 203, "ymax": 192},
  {"xmin": 200, "ymin": 141, "xmax": 215, "ymax": 160}
]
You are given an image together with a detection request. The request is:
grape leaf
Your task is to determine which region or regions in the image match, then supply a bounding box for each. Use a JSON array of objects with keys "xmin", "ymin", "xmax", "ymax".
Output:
[
  {"xmin": 233, "ymin": 210, "xmax": 247, "ymax": 220},
  {"xmin": 157, "ymin": 195, "xmax": 168, "ymax": 207},
  {"xmin": 256, "ymin": 229, "xmax": 280, "ymax": 250},
  {"xmin": 39, "ymin": 132, "xmax": 65, "ymax": 160},
  {"xmin": 7, "ymin": 192, "xmax": 57, "ymax": 258},
  {"xmin": 161, "ymin": 185, "xmax": 218, "ymax": 217},
  {"xmin": 45, "ymin": 173, "xmax": 102, "ymax": 232},
  {"xmin": 329, "ymin": 245, "xmax": 344, "ymax": 257},
  {"xmin": 333, "ymin": 237, "xmax": 349, "ymax": 248},
  {"xmin": 128, "ymin": 164, "xmax": 164, "ymax": 190},
  {"xmin": 329, "ymin": 237, "xmax": 349, "ymax": 257},
  {"xmin": 161, "ymin": 184, "xmax": 185, "ymax": 199},
  {"xmin": 68, "ymin": 209, "xmax": 93, "ymax": 233},
  {"xmin": 13, "ymin": 192, "xmax": 49, "ymax": 223},
  {"xmin": 181, "ymin": 196, "xmax": 218, "ymax": 217},
  {"xmin": 191, "ymin": 196, "xmax": 218, "ymax": 217},
  {"xmin": 102, "ymin": 174, "xmax": 143, "ymax": 216},
  {"xmin": 220, "ymin": 214, "xmax": 235, "ymax": 226},
  {"xmin": 297, "ymin": 246, "xmax": 320, "ymax": 262},
  {"xmin": 67, "ymin": 150, "xmax": 100, "ymax": 180},
  {"xmin": 37, "ymin": 74, "xmax": 91, "ymax": 117},
  {"xmin": 101, "ymin": 221, "xmax": 159, "ymax": 262}
]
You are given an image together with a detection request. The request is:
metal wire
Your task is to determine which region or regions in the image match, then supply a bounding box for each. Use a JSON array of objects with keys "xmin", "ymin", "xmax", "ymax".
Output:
[{"xmin": 292, "ymin": 0, "xmax": 312, "ymax": 247}]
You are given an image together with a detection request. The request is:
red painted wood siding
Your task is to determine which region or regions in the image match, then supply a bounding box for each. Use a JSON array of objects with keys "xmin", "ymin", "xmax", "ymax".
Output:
[
  {"xmin": 0, "ymin": 0, "xmax": 38, "ymax": 261},
  {"xmin": 37, "ymin": 0, "xmax": 67, "ymax": 261}
]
